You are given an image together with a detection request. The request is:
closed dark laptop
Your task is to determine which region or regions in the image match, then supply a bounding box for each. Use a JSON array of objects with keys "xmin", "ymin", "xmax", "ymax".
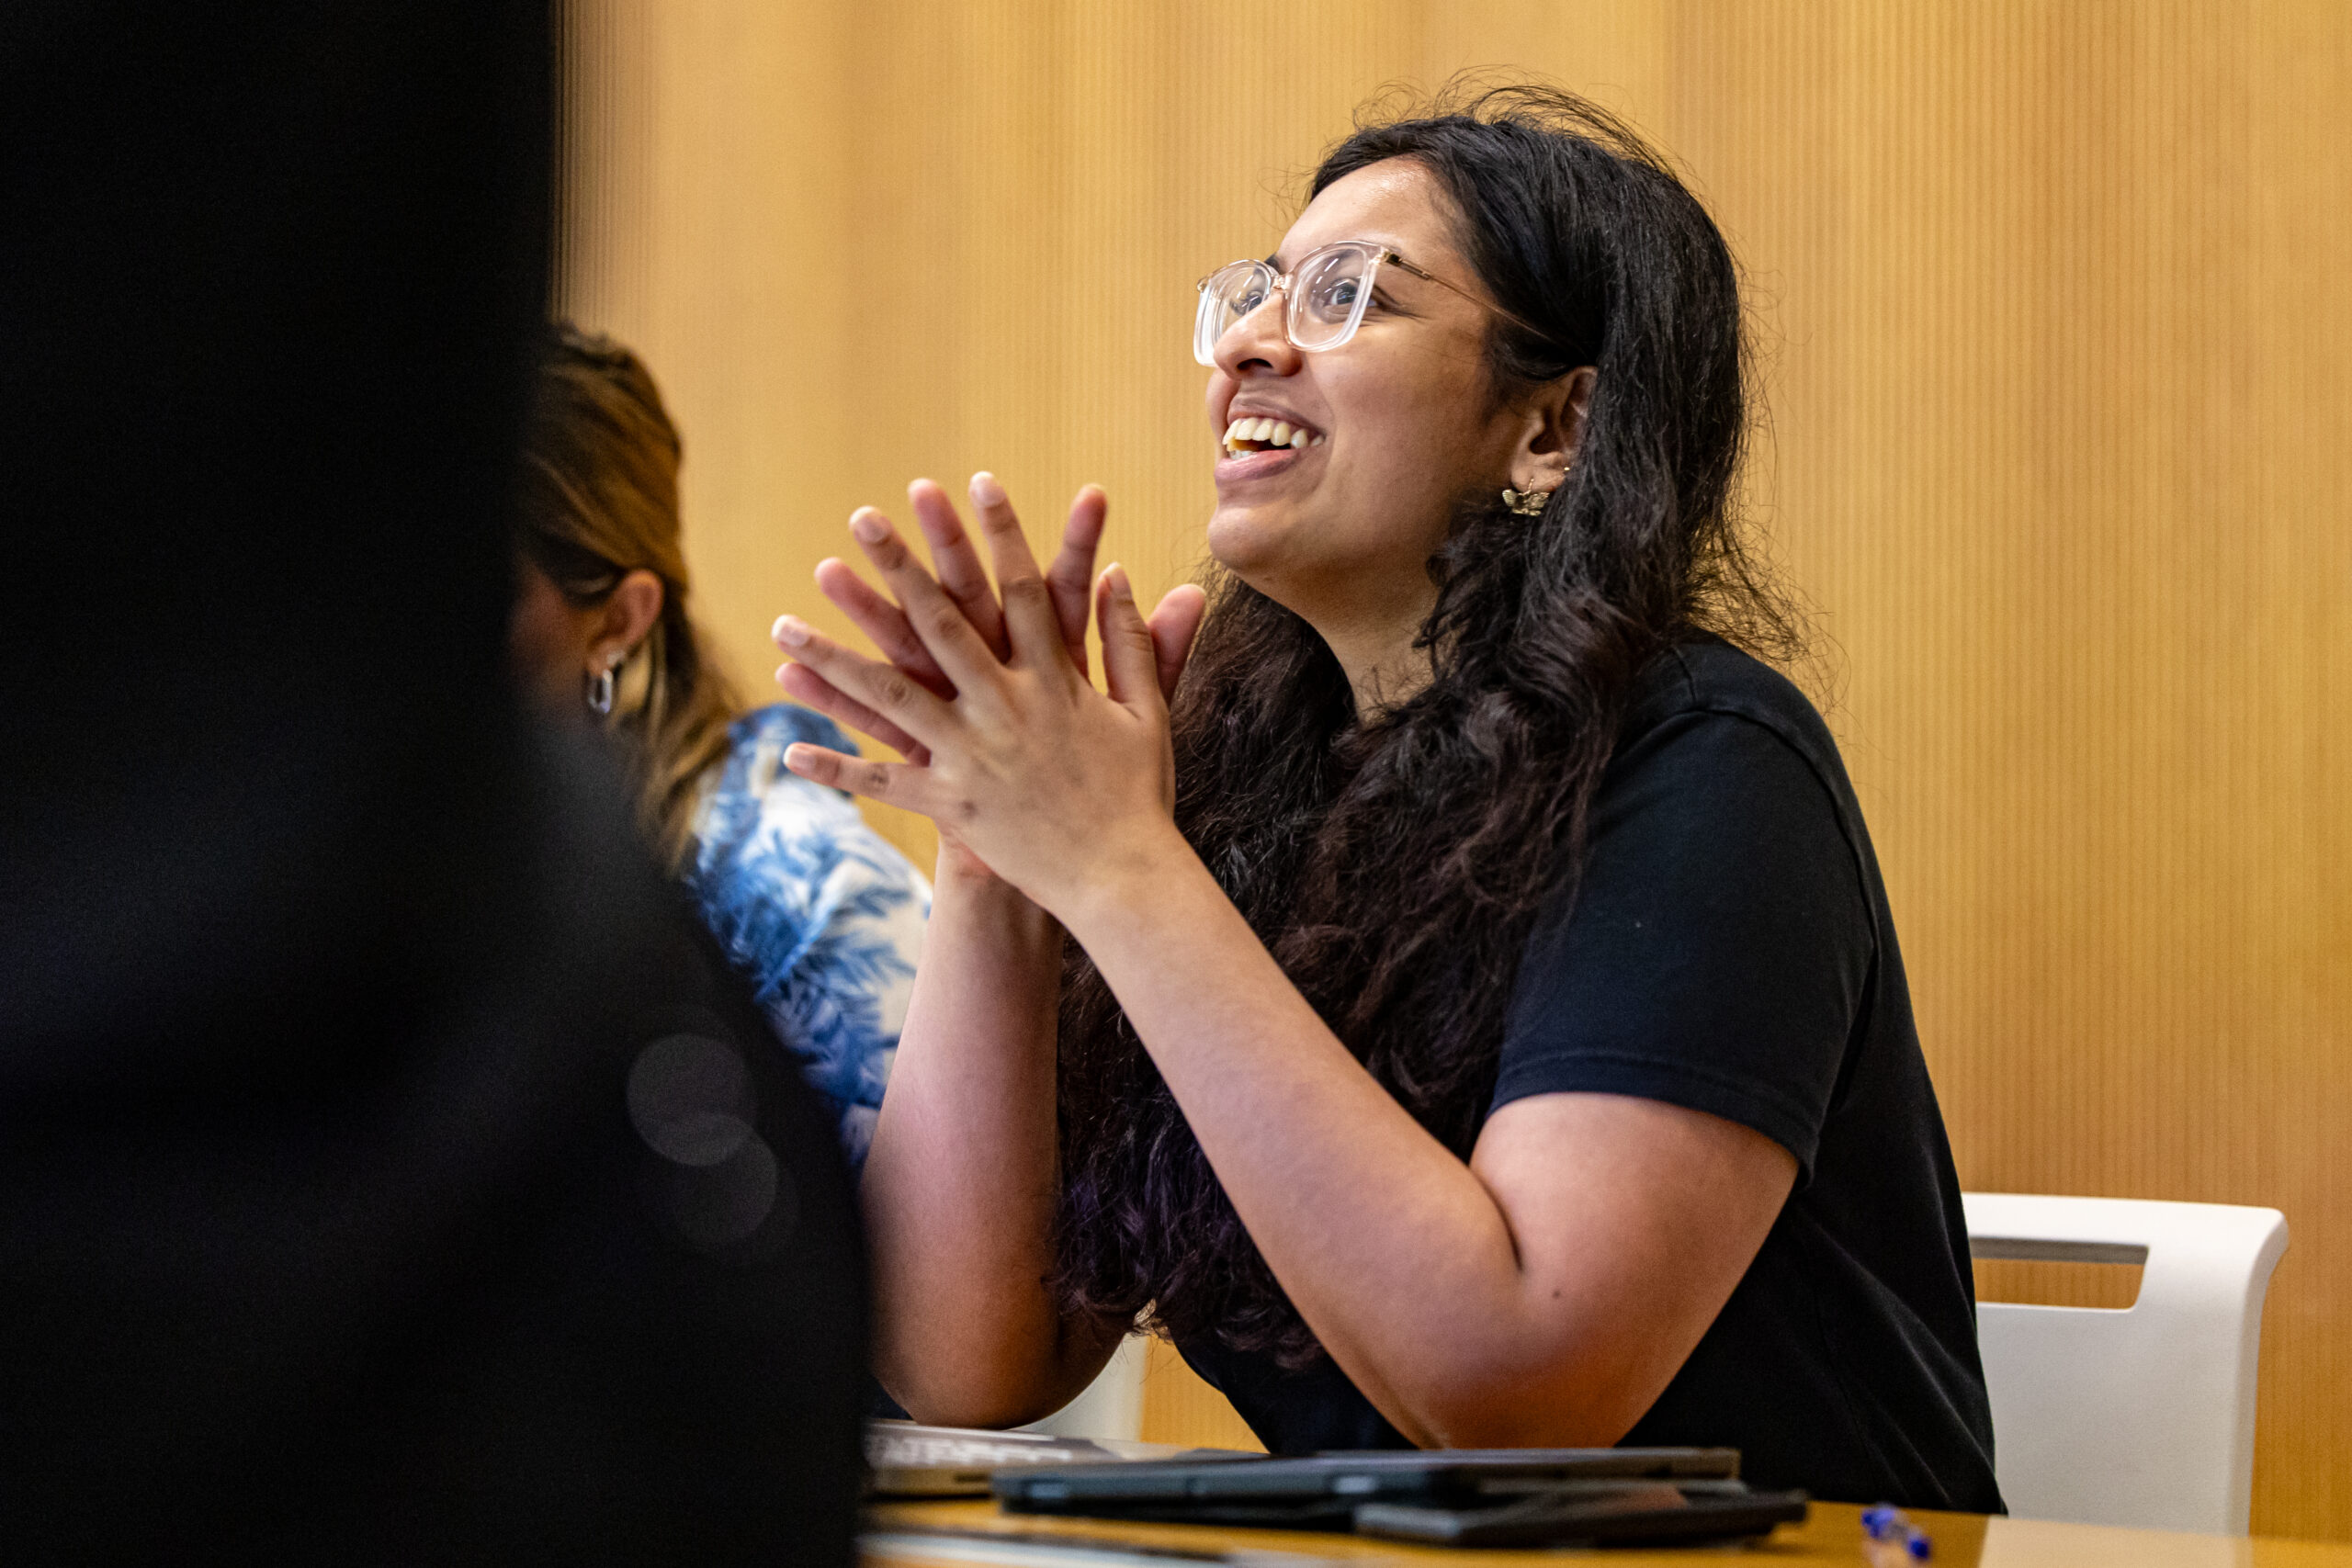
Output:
[
  {"xmin": 994, "ymin": 1447, "xmax": 1738, "ymax": 1513},
  {"xmin": 1356, "ymin": 1483, "xmax": 1808, "ymax": 1548}
]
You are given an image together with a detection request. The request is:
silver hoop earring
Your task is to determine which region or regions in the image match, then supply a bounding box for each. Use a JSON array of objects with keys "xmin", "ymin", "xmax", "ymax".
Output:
[
  {"xmin": 585, "ymin": 660, "xmax": 617, "ymax": 717},
  {"xmin": 1501, "ymin": 487, "xmax": 1551, "ymax": 516}
]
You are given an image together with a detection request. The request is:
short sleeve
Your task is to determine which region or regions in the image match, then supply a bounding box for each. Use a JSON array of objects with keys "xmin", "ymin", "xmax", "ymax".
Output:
[{"xmin": 1490, "ymin": 707, "xmax": 1874, "ymax": 1179}]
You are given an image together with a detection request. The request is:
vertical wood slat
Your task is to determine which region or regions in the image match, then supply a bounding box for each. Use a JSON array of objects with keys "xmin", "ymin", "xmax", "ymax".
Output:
[{"xmin": 560, "ymin": 1, "xmax": 2352, "ymax": 1535}]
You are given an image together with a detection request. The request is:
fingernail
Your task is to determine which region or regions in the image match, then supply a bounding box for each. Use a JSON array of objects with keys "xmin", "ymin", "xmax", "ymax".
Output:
[
  {"xmin": 971, "ymin": 471, "xmax": 1006, "ymax": 507},
  {"xmin": 1106, "ymin": 562, "xmax": 1132, "ymax": 599},
  {"xmin": 850, "ymin": 508, "xmax": 888, "ymax": 544},
  {"xmin": 783, "ymin": 742, "xmax": 817, "ymax": 774},
  {"xmin": 774, "ymin": 615, "xmax": 811, "ymax": 647}
]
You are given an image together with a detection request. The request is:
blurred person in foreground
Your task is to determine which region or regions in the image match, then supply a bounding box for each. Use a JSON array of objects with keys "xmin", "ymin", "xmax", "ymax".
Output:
[
  {"xmin": 508, "ymin": 324, "xmax": 929, "ymax": 1172},
  {"xmin": 0, "ymin": 4, "xmax": 865, "ymax": 1559}
]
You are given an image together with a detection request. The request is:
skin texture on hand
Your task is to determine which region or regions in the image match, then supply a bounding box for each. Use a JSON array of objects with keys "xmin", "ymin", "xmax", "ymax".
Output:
[{"xmin": 774, "ymin": 474, "xmax": 1202, "ymax": 906}]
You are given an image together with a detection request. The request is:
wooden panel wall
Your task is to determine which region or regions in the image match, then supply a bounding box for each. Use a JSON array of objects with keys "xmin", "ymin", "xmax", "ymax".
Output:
[{"xmin": 559, "ymin": 1, "xmax": 2352, "ymax": 1536}]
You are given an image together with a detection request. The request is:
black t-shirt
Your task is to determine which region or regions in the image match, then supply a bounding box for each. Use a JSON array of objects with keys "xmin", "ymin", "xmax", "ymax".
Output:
[{"xmin": 1175, "ymin": 642, "xmax": 2002, "ymax": 1513}]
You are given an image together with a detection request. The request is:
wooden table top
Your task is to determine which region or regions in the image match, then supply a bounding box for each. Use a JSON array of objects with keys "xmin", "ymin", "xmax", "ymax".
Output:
[{"xmin": 865, "ymin": 1498, "xmax": 2352, "ymax": 1566}]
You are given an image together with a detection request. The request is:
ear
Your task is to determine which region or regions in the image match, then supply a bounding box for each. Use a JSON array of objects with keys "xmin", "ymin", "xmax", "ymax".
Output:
[
  {"xmin": 590, "ymin": 569, "xmax": 665, "ymax": 670},
  {"xmin": 1506, "ymin": 366, "xmax": 1599, "ymax": 497}
]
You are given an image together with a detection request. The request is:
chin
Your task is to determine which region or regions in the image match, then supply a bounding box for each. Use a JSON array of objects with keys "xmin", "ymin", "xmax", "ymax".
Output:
[
  {"xmin": 1204, "ymin": 501, "xmax": 1298, "ymax": 579},
  {"xmin": 1205, "ymin": 514, "xmax": 1328, "ymax": 623}
]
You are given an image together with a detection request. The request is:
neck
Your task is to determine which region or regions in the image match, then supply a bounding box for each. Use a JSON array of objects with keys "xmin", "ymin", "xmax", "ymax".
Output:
[
  {"xmin": 1236, "ymin": 558, "xmax": 1441, "ymax": 718},
  {"xmin": 1316, "ymin": 607, "xmax": 1437, "ymax": 718}
]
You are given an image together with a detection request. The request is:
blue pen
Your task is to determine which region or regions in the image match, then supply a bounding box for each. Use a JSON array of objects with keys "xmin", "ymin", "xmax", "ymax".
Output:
[{"xmin": 1860, "ymin": 1503, "xmax": 1932, "ymax": 1561}]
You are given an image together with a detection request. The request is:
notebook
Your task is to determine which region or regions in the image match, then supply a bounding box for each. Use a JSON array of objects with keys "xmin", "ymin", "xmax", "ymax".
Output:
[{"xmin": 864, "ymin": 1420, "xmax": 1252, "ymax": 1497}]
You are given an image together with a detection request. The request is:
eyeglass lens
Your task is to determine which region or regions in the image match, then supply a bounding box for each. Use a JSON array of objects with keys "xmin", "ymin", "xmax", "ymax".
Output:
[{"xmin": 1193, "ymin": 244, "xmax": 1383, "ymax": 367}]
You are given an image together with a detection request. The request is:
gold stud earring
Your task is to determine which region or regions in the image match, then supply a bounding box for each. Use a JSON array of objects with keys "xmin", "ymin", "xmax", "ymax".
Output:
[{"xmin": 1501, "ymin": 487, "xmax": 1550, "ymax": 516}]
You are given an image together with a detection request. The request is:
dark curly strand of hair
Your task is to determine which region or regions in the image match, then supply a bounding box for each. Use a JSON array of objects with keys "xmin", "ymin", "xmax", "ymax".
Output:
[{"xmin": 1048, "ymin": 84, "xmax": 1802, "ymax": 1368}]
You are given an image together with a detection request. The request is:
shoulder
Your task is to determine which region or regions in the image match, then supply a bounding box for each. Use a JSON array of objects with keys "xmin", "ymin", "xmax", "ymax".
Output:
[
  {"xmin": 1565, "ymin": 639, "xmax": 1880, "ymax": 982},
  {"xmin": 701, "ymin": 702, "xmax": 856, "ymax": 812},
  {"xmin": 1498, "ymin": 646, "xmax": 1878, "ymax": 1174},
  {"xmin": 1621, "ymin": 639, "xmax": 1836, "ymax": 765},
  {"xmin": 1602, "ymin": 641, "xmax": 1855, "ymax": 835},
  {"xmin": 725, "ymin": 701, "xmax": 856, "ymax": 770},
  {"xmin": 690, "ymin": 704, "xmax": 923, "ymax": 889}
]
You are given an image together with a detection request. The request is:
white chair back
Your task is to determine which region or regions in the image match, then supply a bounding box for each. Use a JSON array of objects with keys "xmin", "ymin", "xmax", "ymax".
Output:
[{"xmin": 1964, "ymin": 1192, "xmax": 2288, "ymax": 1535}]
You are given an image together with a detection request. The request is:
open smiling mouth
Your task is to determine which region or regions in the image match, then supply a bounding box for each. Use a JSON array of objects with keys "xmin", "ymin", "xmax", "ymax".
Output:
[{"xmin": 1222, "ymin": 416, "xmax": 1327, "ymax": 457}]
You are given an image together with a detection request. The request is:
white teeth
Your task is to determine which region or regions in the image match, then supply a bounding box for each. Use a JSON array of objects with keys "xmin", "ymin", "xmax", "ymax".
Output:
[
  {"xmin": 1221, "ymin": 414, "xmax": 1323, "ymax": 454},
  {"xmin": 1311, "ymin": 434, "xmax": 1326, "ymax": 446}
]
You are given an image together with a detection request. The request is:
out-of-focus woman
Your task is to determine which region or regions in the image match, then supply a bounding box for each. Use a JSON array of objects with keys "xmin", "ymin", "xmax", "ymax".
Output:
[{"xmin": 508, "ymin": 323, "xmax": 928, "ymax": 1169}]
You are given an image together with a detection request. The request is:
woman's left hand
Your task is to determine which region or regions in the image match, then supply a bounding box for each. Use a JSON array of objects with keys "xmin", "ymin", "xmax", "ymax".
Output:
[{"xmin": 773, "ymin": 475, "xmax": 1205, "ymax": 922}]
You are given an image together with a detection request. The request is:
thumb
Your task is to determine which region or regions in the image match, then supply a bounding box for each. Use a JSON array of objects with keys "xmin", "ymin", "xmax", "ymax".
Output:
[
  {"xmin": 1093, "ymin": 563, "xmax": 1162, "ymax": 714},
  {"xmin": 1145, "ymin": 583, "xmax": 1207, "ymax": 704}
]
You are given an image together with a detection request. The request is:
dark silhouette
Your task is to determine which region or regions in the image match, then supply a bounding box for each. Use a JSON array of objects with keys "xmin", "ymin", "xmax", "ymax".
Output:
[{"xmin": 0, "ymin": 3, "xmax": 865, "ymax": 1559}]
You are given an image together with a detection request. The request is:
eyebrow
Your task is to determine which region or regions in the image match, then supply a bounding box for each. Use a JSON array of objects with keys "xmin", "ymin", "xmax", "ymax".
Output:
[{"xmin": 1267, "ymin": 240, "xmax": 1408, "ymax": 273}]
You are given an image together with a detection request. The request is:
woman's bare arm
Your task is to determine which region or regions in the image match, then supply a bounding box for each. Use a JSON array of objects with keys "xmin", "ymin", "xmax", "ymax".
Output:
[
  {"xmin": 1059, "ymin": 847, "xmax": 1794, "ymax": 1446},
  {"xmin": 779, "ymin": 477, "xmax": 1202, "ymax": 1424},
  {"xmin": 860, "ymin": 858, "xmax": 1120, "ymax": 1425}
]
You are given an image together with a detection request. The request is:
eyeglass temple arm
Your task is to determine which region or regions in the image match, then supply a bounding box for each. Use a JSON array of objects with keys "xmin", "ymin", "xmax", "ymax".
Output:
[{"xmin": 1377, "ymin": 252, "xmax": 1551, "ymax": 344}]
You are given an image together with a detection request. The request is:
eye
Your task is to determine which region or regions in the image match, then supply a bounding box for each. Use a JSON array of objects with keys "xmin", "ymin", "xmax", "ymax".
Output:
[
  {"xmin": 1230, "ymin": 279, "xmax": 1272, "ymax": 315},
  {"xmin": 1305, "ymin": 272, "xmax": 1360, "ymax": 316}
]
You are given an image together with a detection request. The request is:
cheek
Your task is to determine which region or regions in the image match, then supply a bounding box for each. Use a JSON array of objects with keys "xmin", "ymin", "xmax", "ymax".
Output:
[
  {"xmin": 506, "ymin": 578, "xmax": 588, "ymax": 706},
  {"xmin": 1322, "ymin": 378, "xmax": 1494, "ymax": 547}
]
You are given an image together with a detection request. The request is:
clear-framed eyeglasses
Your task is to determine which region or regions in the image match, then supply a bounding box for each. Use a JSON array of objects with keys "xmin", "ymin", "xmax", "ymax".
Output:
[{"xmin": 1193, "ymin": 240, "xmax": 1540, "ymax": 367}]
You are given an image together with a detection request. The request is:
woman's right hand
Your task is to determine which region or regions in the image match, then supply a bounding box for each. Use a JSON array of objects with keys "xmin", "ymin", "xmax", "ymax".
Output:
[{"xmin": 775, "ymin": 473, "xmax": 1200, "ymax": 885}]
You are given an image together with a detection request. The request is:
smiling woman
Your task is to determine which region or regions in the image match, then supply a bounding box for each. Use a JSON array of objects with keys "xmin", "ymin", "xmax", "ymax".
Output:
[{"xmin": 772, "ymin": 85, "xmax": 2001, "ymax": 1512}]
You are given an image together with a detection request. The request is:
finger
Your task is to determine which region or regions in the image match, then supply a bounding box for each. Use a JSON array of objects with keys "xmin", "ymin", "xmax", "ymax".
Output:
[
  {"xmin": 847, "ymin": 506, "xmax": 1012, "ymax": 697},
  {"xmin": 1092, "ymin": 563, "xmax": 1164, "ymax": 715},
  {"xmin": 967, "ymin": 471, "xmax": 1065, "ymax": 669},
  {"xmin": 773, "ymin": 613, "xmax": 956, "ymax": 747},
  {"xmin": 775, "ymin": 660, "xmax": 930, "ymax": 765},
  {"xmin": 782, "ymin": 742, "xmax": 944, "ymax": 818},
  {"xmin": 1044, "ymin": 484, "xmax": 1108, "ymax": 675},
  {"xmin": 1146, "ymin": 583, "xmax": 1208, "ymax": 704},
  {"xmin": 810, "ymin": 558, "xmax": 955, "ymax": 699},
  {"xmin": 907, "ymin": 479, "xmax": 1010, "ymax": 661}
]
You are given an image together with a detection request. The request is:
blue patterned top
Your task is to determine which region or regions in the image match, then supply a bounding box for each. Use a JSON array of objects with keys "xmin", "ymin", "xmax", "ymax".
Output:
[{"xmin": 684, "ymin": 703, "xmax": 930, "ymax": 1173}]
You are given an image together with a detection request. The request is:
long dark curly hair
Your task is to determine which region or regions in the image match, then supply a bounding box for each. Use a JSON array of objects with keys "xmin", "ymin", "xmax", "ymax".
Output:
[{"xmin": 1049, "ymin": 85, "xmax": 1802, "ymax": 1368}]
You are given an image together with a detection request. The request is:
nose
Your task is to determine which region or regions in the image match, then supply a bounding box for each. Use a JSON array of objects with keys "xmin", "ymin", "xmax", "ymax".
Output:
[{"xmin": 1214, "ymin": 286, "xmax": 1303, "ymax": 379}]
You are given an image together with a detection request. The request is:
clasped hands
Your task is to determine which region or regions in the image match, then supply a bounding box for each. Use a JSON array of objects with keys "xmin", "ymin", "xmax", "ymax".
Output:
[{"xmin": 773, "ymin": 472, "xmax": 1208, "ymax": 922}]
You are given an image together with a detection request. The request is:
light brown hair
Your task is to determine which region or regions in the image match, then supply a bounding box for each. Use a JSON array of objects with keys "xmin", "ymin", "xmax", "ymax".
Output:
[{"xmin": 517, "ymin": 323, "xmax": 741, "ymax": 866}]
